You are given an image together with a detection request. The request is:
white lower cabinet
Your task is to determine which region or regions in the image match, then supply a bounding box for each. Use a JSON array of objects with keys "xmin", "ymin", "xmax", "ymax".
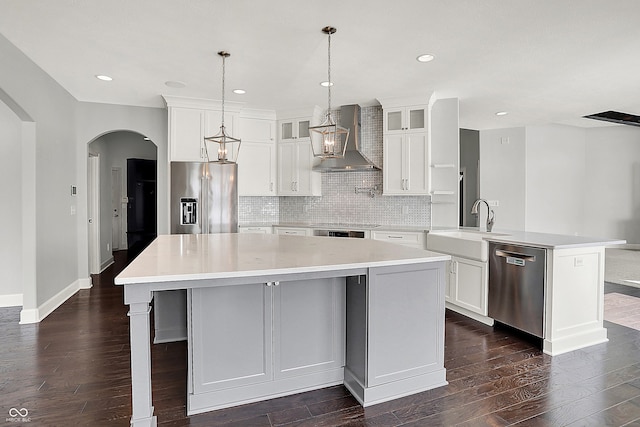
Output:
[
  {"xmin": 446, "ymin": 256, "xmax": 488, "ymax": 316},
  {"xmin": 188, "ymin": 279, "xmax": 345, "ymax": 414}
]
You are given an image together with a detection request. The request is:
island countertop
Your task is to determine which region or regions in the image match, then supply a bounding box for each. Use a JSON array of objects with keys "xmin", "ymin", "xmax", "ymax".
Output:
[
  {"xmin": 115, "ymin": 233, "xmax": 450, "ymax": 285},
  {"xmin": 481, "ymin": 229, "xmax": 625, "ymax": 249}
]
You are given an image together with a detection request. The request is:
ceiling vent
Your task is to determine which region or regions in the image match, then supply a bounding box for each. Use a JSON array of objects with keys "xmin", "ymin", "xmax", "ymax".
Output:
[{"xmin": 583, "ymin": 111, "xmax": 640, "ymax": 127}]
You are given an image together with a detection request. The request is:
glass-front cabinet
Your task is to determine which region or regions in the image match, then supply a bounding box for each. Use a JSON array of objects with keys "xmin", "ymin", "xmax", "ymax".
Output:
[
  {"xmin": 280, "ymin": 119, "xmax": 310, "ymax": 142},
  {"xmin": 384, "ymin": 106, "xmax": 427, "ymax": 134}
]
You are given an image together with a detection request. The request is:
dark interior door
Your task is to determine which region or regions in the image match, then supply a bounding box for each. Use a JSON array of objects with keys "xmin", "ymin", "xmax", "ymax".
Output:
[{"xmin": 127, "ymin": 158, "xmax": 157, "ymax": 259}]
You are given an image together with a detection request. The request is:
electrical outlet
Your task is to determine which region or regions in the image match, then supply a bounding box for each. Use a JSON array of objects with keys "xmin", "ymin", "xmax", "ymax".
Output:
[
  {"xmin": 107, "ymin": 243, "xmax": 110, "ymax": 252},
  {"xmin": 487, "ymin": 200, "xmax": 499, "ymax": 207},
  {"xmin": 70, "ymin": 205, "xmax": 76, "ymax": 216}
]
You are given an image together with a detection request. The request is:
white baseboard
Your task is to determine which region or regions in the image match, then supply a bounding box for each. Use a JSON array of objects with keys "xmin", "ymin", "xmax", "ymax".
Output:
[
  {"xmin": 100, "ymin": 256, "xmax": 114, "ymax": 273},
  {"xmin": 0, "ymin": 293, "xmax": 23, "ymax": 307},
  {"xmin": 19, "ymin": 277, "xmax": 90, "ymax": 324}
]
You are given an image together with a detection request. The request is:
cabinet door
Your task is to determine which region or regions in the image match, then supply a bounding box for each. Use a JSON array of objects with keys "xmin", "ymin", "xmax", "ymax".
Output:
[
  {"xmin": 406, "ymin": 106, "xmax": 427, "ymax": 132},
  {"xmin": 297, "ymin": 119, "xmax": 310, "ymax": 140},
  {"xmin": 280, "ymin": 120, "xmax": 295, "ymax": 141},
  {"xmin": 384, "ymin": 108, "xmax": 404, "ymax": 133},
  {"xmin": 238, "ymin": 142, "xmax": 276, "ymax": 196},
  {"xmin": 295, "ymin": 141, "xmax": 314, "ymax": 195},
  {"xmin": 170, "ymin": 108, "xmax": 204, "ymax": 161},
  {"xmin": 240, "ymin": 118, "xmax": 275, "ymax": 142},
  {"xmin": 190, "ymin": 284, "xmax": 273, "ymax": 393},
  {"xmin": 277, "ymin": 142, "xmax": 297, "ymax": 195},
  {"xmin": 383, "ymin": 134, "xmax": 405, "ymax": 194},
  {"xmin": 405, "ymin": 132, "xmax": 428, "ymax": 194},
  {"xmin": 453, "ymin": 257, "xmax": 488, "ymax": 315},
  {"xmin": 273, "ymin": 279, "xmax": 345, "ymax": 379}
]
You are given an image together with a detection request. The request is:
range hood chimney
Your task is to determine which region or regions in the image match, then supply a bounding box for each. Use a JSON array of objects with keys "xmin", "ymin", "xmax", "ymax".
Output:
[{"xmin": 313, "ymin": 104, "xmax": 380, "ymax": 172}]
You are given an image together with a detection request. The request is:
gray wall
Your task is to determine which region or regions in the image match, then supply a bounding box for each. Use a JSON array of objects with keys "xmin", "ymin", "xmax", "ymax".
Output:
[
  {"xmin": 480, "ymin": 123, "xmax": 640, "ymax": 243},
  {"xmin": 460, "ymin": 129, "xmax": 479, "ymax": 227},
  {"xmin": 0, "ymin": 32, "xmax": 167, "ymax": 316},
  {"xmin": 0, "ymin": 32, "xmax": 78, "ymax": 309},
  {"xmin": 0, "ymin": 99, "xmax": 23, "ymax": 300}
]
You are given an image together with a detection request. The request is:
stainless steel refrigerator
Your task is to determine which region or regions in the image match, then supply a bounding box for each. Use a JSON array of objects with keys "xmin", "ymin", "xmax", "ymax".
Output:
[{"xmin": 170, "ymin": 161, "xmax": 238, "ymax": 234}]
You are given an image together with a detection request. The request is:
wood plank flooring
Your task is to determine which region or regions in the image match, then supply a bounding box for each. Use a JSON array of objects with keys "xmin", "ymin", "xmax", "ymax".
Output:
[{"xmin": 2, "ymin": 251, "xmax": 640, "ymax": 426}]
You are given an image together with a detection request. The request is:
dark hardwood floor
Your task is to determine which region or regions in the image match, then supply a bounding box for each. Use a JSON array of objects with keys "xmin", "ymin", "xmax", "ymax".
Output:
[{"xmin": 3, "ymin": 252, "xmax": 640, "ymax": 426}]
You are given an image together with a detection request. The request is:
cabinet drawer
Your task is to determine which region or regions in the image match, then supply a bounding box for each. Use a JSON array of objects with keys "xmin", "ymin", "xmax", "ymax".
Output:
[
  {"xmin": 239, "ymin": 226, "xmax": 272, "ymax": 234},
  {"xmin": 372, "ymin": 231, "xmax": 426, "ymax": 248},
  {"xmin": 273, "ymin": 227, "xmax": 311, "ymax": 236}
]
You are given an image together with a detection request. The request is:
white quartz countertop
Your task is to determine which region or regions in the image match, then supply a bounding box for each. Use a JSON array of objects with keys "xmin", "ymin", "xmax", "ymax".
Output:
[
  {"xmin": 115, "ymin": 233, "xmax": 449, "ymax": 285},
  {"xmin": 481, "ymin": 229, "xmax": 625, "ymax": 249}
]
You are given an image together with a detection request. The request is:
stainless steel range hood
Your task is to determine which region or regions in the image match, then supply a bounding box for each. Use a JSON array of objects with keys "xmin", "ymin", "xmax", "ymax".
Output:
[{"xmin": 313, "ymin": 104, "xmax": 380, "ymax": 172}]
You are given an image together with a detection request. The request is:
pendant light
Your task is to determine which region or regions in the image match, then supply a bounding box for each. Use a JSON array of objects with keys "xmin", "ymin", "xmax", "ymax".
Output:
[
  {"xmin": 309, "ymin": 26, "xmax": 350, "ymax": 159},
  {"xmin": 204, "ymin": 51, "xmax": 241, "ymax": 163}
]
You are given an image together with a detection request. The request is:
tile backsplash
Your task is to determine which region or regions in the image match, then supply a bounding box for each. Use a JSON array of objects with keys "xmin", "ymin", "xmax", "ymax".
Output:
[{"xmin": 239, "ymin": 105, "xmax": 431, "ymax": 227}]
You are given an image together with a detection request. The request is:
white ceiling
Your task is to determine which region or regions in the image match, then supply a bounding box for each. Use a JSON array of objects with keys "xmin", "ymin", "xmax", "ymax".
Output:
[{"xmin": 1, "ymin": 0, "xmax": 639, "ymax": 130}]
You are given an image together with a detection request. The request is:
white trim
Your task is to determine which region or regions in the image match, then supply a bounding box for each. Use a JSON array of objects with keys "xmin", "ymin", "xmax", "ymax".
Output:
[
  {"xmin": 79, "ymin": 277, "xmax": 93, "ymax": 289},
  {"xmin": 19, "ymin": 278, "xmax": 87, "ymax": 324},
  {"xmin": 100, "ymin": 256, "xmax": 114, "ymax": 273},
  {"xmin": 0, "ymin": 293, "xmax": 23, "ymax": 307}
]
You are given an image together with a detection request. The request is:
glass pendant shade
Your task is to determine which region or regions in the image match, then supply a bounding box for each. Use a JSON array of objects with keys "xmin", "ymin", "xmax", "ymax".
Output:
[
  {"xmin": 204, "ymin": 51, "xmax": 241, "ymax": 163},
  {"xmin": 309, "ymin": 26, "xmax": 349, "ymax": 160}
]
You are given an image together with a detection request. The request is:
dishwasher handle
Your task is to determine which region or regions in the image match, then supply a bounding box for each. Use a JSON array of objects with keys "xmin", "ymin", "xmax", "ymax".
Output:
[{"xmin": 495, "ymin": 249, "xmax": 537, "ymax": 263}]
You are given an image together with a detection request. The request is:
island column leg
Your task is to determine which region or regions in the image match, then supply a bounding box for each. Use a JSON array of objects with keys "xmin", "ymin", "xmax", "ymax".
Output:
[{"xmin": 128, "ymin": 300, "xmax": 157, "ymax": 427}]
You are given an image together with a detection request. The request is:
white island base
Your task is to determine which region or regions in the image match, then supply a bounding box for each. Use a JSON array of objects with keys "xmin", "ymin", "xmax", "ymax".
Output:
[{"xmin": 116, "ymin": 234, "xmax": 450, "ymax": 426}]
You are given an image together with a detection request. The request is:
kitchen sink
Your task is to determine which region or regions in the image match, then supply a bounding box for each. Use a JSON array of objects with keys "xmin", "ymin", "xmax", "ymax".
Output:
[{"xmin": 426, "ymin": 230, "xmax": 509, "ymax": 261}]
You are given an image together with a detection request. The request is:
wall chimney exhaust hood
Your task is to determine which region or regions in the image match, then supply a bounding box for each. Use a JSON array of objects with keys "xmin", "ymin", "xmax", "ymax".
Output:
[{"xmin": 313, "ymin": 104, "xmax": 380, "ymax": 172}]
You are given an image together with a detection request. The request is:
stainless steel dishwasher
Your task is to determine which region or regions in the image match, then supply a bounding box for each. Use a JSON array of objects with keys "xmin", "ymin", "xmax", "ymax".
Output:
[{"xmin": 488, "ymin": 242, "xmax": 547, "ymax": 338}]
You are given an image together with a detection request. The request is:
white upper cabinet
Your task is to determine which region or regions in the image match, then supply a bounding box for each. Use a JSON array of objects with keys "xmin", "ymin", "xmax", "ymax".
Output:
[
  {"xmin": 379, "ymin": 96, "xmax": 431, "ymax": 195},
  {"xmin": 163, "ymin": 96, "xmax": 243, "ymax": 162},
  {"xmin": 169, "ymin": 107, "xmax": 206, "ymax": 161},
  {"xmin": 276, "ymin": 107, "xmax": 322, "ymax": 196},
  {"xmin": 237, "ymin": 113, "xmax": 277, "ymax": 196},
  {"xmin": 384, "ymin": 106, "xmax": 427, "ymax": 134},
  {"xmin": 280, "ymin": 119, "xmax": 311, "ymax": 142}
]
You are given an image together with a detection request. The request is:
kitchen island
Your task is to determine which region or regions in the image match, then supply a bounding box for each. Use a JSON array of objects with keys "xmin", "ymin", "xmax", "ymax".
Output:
[
  {"xmin": 427, "ymin": 228, "xmax": 625, "ymax": 356},
  {"xmin": 115, "ymin": 233, "xmax": 450, "ymax": 427}
]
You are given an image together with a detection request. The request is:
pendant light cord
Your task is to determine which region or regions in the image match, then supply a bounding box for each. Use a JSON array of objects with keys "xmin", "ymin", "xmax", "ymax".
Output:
[
  {"xmin": 327, "ymin": 30, "xmax": 332, "ymax": 117},
  {"xmin": 221, "ymin": 54, "xmax": 226, "ymax": 129}
]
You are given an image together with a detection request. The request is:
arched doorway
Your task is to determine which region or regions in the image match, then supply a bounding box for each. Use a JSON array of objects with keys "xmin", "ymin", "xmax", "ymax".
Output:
[{"xmin": 87, "ymin": 131, "xmax": 157, "ymax": 274}]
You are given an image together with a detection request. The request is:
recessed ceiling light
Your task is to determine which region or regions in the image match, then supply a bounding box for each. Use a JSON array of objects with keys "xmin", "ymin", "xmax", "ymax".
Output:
[
  {"xmin": 233, "ymin": 89, "xmax": 246, "ymax": 94},
  {"xmin": 95, "ymin": 75, "xmax": 112, "ymax": 81},
  {"xmin": 495, "ymin": 111, "xmax": 508, "ymax": 116},
  {"xmin": 416, "ymin": 54, "xmax": 435, "ymax": 63},
  {"xmin": 320, "ymin": 81, "xmax": 334, "ymax": 87},
  {"xmin": 165, "ymin": 80, "xmax": 186, "ymax": 88}
]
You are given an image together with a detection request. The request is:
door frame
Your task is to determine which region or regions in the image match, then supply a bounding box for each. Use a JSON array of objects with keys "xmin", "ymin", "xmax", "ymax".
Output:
[
  {"xmin": 111, "ymin": 167, "xmax": 122, "ymax": 251},
  {"xmin": 88, "ymin": 154, "xmax": 101, "ymax": 274}
]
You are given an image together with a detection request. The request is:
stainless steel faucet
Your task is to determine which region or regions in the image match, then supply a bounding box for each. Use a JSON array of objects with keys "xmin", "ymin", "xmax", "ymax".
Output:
[{"xmin": 471, "ymin": 199, "xmax": 495, "ymax": 232}]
